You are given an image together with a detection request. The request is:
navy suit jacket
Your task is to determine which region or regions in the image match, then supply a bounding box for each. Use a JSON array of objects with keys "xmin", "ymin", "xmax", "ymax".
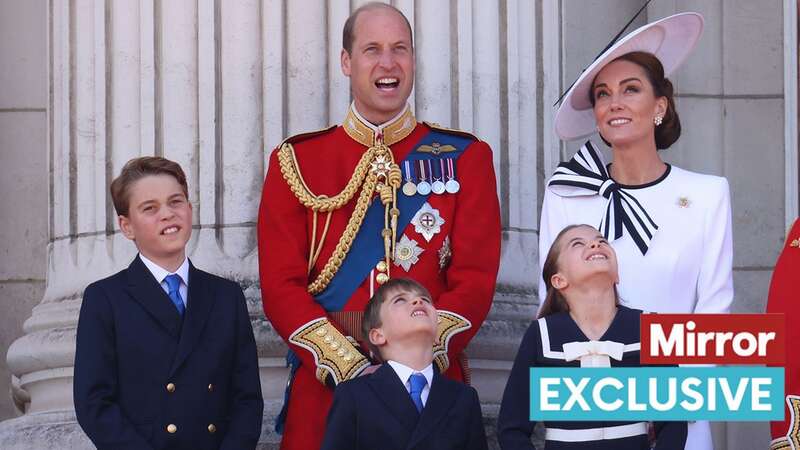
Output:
[
  {"xmin": 321, "ymin": 363, "xmax": 488, "ymax": 450},
  {"xmin": 73, "ymin": 256, "xmax": 263, "ymax": 450}
]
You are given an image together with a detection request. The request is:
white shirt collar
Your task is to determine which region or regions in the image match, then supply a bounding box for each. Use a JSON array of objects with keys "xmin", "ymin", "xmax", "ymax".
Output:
[
  {"xmin": 387, "ymin": 360, "xmax": 434, "ymax": 388},
  {"xmin": 350, "ymin": 102, "xmax": 411, "ymax": 133},
  {"xmin": 139, "ymin": 253, "xmax": 190, "ymax": 286}
]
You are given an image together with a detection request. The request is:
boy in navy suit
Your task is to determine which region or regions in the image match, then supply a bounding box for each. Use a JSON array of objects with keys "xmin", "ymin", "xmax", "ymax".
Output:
[
  {"xmin": 73, "ymin": 157, "xmax": 263, "ymax": 450},
  {"xmin": 321, "ymin": 278, "xmax": 487, "ymax": 450}
]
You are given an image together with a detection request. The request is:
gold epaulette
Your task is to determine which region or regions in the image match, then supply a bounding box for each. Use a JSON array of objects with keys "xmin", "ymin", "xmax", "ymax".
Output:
[
  {"xmin": 432, "ymin": 310, "xmax": 472, "ymax": 373},
  {"xmin": 289, "ymin": 318, "xmax": 370, "ymax": 386},
  {"xmin": 423, "ymin": 121, "xmax": 479, "ymax": 141},
  {"xmin": 279, "ymin": 125, "xmax": 338, "ymax": 147}
]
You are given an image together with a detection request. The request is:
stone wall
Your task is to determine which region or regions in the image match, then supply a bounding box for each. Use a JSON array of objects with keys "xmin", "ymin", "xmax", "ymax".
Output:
[{"xmin": 0, "ymin": 1, "xmax": 793, "ymax": 449}]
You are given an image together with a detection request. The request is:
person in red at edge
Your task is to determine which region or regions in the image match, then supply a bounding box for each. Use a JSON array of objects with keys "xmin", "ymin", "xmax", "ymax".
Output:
[
  {"xmin": 256, "ymin": 2, "xmax": 501, "ymax": 450},
  {"xmin": 767, "ymin": 218, "xmax": 800, "ymax": 450}
]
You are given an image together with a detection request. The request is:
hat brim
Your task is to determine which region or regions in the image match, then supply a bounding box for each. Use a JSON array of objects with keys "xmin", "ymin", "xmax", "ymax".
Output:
[{"xmin": 554, "ymin": 12, "xmax": 704, "ymax": 141}]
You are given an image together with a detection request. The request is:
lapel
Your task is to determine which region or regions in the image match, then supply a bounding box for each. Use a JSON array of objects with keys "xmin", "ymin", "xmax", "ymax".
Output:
[
  {"xmin": 406, "ymin": 370, "xmax": 460, "ymax": 449},
  {"xmin": 124, "ymin": 255, "xmax": 182, "ymax": 337},
  {"xmin": 367, "ymin": 364, "xmax": 421, "ymax": 435},
  {"xmin": 168, "ymin": 261, "xmax": 216, "ymax": 376}
]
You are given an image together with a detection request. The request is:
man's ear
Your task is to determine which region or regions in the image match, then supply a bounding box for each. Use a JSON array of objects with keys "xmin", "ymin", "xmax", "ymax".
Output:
[
  {"xmin": 550, "ymin": 272, "xmax": 568, "ymax": 290},
  {"xmin": 369, "ymin": 327, "xmax": 386, "ymax": 347},
  {"xmin": 341, "ymin": 49, "xmax": 351, "ymax": 77},
  {"xmin": 119, "ymin": 215, "xmax": 135, "ymax": 240}
]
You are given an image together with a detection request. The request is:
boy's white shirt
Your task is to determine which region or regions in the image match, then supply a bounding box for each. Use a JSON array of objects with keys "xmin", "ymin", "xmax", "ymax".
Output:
[
  {"xmin": 387, "ymin": 360, "xmax": 434, "ymax": 406},
  {"xmin": 139, "ymin": 253, "xmax": 190, "ymax": 306}
]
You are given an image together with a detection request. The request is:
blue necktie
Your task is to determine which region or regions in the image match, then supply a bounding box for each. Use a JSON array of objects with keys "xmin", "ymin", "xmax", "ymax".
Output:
[
  {"xmin": 164, "ymin": 274, "xmax": 185, "ymax": 316},
  {"xmin": 409, "ymin": 373, "xmax": 427, "ymax": 413}
]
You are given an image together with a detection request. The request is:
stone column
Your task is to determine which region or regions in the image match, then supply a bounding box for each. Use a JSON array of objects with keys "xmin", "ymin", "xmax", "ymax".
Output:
[{"xmin": 0, "ymin": 1, "xmax": 550, "ymax": 448}]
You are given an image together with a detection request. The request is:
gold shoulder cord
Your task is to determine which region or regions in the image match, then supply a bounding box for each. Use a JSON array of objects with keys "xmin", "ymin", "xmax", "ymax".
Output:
[{"xmin": 277, "ymin": 140, "xmax": 402, "ymax": 295}]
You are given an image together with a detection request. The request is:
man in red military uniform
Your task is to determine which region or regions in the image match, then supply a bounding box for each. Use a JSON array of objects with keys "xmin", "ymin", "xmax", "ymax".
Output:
[
  {"xmin": 768, "ymin": 218, "xmax": 800, "ymax": 450},
  {"xmin": 257, "ymin": 3, "xmax": 501, "ymax": 450}
]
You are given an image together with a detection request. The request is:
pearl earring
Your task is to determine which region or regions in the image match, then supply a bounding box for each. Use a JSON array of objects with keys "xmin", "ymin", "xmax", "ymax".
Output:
[{"xmin": 654, "ymin": 116, "xmax": 663, "ymax": 126}]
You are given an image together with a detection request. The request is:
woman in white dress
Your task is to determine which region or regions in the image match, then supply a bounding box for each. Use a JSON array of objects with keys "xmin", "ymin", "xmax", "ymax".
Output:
[{"xmin": 538, "ymin": 13, "xmax": 733, "ymax": 450}]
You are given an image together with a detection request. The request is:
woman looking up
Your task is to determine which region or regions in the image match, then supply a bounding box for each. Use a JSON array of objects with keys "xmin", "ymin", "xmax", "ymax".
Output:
[{"xmin": 539, "ymin": 12, "xmax": 732, "ymax": 450}]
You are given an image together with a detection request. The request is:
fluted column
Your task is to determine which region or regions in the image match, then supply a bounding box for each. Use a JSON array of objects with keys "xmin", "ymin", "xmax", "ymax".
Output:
[{"xmin": 0, "ymin": 1, "xmax": 554, "ymax": 448}]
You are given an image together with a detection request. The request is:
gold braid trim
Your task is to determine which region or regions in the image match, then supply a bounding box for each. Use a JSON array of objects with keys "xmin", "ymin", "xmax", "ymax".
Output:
[
  {"xmin": 432, "ymin": 310, "xmax": 472, "ymax": 373},
  {"xmin": 278, "ymin": 142, "xmax": 375, "ymax": 212},
  {"xmin": 279, "ymin": 142, "xmax": 400, "ymax": 294}
]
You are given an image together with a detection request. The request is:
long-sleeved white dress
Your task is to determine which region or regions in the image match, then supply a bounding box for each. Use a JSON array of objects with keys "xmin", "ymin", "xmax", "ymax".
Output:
[{"xmin": 538, "ymin": 147, "xmax": 734, "ymax": 450}]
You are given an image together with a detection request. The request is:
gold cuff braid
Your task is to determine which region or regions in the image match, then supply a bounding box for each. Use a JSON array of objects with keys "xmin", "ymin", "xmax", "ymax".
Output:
[
  {"xmin": 432, "ymin": 310, "xmax": 472, "ymax": 373},
  {"xmin": 289, "ymin": 318, "xmax": 370, "ymax": 386}
]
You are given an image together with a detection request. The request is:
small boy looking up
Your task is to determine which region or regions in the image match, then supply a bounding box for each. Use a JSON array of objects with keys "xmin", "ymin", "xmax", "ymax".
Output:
[
  {"xmin": 321, "ymin": 278, "xmax": 488, "ymax": 450},
  {"xmin": 73, "ymin": 157, "xmax": 263, "ymax": 450}
]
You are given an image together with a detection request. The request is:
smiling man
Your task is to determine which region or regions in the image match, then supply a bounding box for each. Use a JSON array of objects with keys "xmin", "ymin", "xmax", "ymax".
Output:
[{"xmin": 257, "ymin": 3, "xmax": 501, "ymax": 450}]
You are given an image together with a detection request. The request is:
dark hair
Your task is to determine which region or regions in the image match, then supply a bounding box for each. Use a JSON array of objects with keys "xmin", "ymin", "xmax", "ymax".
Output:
[
  {"xmin": 362, "ymin": 277, "xmax": 431, "ymax": 361},
  {"xmin": 538, "ymin": 224, "xmax": 620, "ymax": 318},
  {"xmin": 110, "ymin": 156, "xmax": 188, "ymax": 217},
  {"xmin": 590, "ymin": 51, "xmax": 681, "ymax": 150},
  {"xmin": 342, "ymin": 2, "xmax": 413, "ymax": 54}
]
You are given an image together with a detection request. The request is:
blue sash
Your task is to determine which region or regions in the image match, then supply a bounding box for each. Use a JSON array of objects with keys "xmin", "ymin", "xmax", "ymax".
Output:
[
  {"xmin": 276, "ymin": 128, "xmax": 474, "ymax": 433},
  {"xmin": 314, "ymin": 129, "xmax": 473, "ymax": 312}
]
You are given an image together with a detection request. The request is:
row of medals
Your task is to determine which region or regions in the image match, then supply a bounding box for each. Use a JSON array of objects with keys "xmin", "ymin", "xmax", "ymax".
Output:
[{"xmin": 401, "ymin": 158, "xmax": 461, "ymax": 196}]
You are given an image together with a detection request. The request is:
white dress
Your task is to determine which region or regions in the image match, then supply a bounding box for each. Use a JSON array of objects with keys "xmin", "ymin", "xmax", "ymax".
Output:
[{"xmin": 537, "ymin": 145, "xmax": 734, "ymax": 450}]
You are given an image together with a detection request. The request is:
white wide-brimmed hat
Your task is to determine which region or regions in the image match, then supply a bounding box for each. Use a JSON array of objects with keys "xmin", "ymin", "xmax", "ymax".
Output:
[{"xmin": 554, "ymin": 12, "xmax": 704, "ymax": 141}]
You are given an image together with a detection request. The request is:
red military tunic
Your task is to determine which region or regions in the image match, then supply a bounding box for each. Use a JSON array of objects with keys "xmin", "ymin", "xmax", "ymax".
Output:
[
  {"xmin": 768, "ymin": 218, "xmax": 800, "ymax": 449},
  {"xmin": 257, "ymin": 105, "xmax": 501, "ymax": 450}
]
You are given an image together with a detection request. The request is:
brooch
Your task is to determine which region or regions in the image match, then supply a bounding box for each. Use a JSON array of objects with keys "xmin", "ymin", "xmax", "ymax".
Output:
[
  {"xmin": 394, "ymin": 235, "xmax": 424, "ymax": 272},
  {"xmin": 411, "ymin": 202, "xmax": 445, "ymax": 242},
  {"xmin": 790, "ymin": 238, "xmax": 799, "ymax": 248},
  {"xmin": 438, "ymin": 236, "xmax": 452, "ymax": 271},
  {"xmin": 677, "ymin": 196, "xmax": 691, "ymax": 208}
]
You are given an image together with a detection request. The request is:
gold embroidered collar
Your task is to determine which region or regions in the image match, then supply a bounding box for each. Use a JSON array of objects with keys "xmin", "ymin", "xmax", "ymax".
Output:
[{"xmin": 343, "ymin": 104, "xmax": 417, "ymax": 147}]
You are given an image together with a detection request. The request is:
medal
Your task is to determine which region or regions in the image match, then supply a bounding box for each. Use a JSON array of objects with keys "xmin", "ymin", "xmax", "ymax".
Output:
[
  {"xmin": 394, "ymin": 235, "xmax": 424, "ymax": 272},
  {"xmin": 445, "ymin": 158, "xmax": 460, "ymax": 193},
  {"xmin": 431, "ymin": 160, "xmax": 445, "ymax": 194},
  {"xmin": 402, "ymin": 160, "xmax": 417, "ymax": 196},
  {"xmin": 416, "ymin": 160, "xmax": 431, "ymax": 195},
  {"xmin": 411, "ymin": 202, "xmax": 445, "ymax": 242},
  {"xmin": 438, "ymin": 235, "xmax": 452, "ymax": 271}
]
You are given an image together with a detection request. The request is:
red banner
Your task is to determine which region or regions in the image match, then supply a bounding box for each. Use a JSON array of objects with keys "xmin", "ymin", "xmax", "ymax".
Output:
[{"xmin": 640, "ymin": 314, "xmax": 785, "ymax": 365}]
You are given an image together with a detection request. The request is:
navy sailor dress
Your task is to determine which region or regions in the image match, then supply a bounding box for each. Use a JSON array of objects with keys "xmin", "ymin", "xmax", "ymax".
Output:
[{"xmin": 497, "ymin": 305, "xmax": 687, "ymax": 449}]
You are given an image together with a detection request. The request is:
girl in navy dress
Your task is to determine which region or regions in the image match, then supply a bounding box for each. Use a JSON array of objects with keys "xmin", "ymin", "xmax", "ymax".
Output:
[{"xmin": 498, "ymin": 224, "xmax": 686, "ymax": 449}]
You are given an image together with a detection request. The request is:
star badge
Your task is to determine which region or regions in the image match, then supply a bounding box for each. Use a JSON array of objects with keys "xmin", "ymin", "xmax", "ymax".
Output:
[
  {"xmin": 394, "ymin": 235, "xmax": 424, "ymax": 272},
  {"xmin": 411, "ymin": 202, "xmax": 445, "ymax": 242}
]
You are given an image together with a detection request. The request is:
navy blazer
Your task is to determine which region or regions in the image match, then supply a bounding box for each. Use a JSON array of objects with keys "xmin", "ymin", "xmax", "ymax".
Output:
[
  {"xmin": 321, "ymin": 363, "xmax": 488, "ymax": 450},
  {"xmin": 73, "ymin": 256, "xmax": 263, "ymax": 450}
]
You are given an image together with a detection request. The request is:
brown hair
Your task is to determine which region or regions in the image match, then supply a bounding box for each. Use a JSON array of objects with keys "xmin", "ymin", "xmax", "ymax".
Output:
[
  {"xmin": 538, "ymin": 224, "xmax": 620, "ymax": 318},
  {"xmin": 362, "ymin": 277, "xmax": 431, "ymax": 361},
  {"xmin": 590, "ymin": 51, "xmax": 681, "ymax": 150},
  {"xmin": 342, "ymin": 2, "xmax": 413, "ymax": 54},
  {"xmin": 110, "ymin": 156, "xmax": 188, "ymax": 217}
]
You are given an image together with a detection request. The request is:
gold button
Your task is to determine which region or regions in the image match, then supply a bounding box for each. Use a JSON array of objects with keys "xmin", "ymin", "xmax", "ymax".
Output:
[
  {"xmin": 167, "ymin": 424, "xmax": 177, "ymax": 434},
  {"xmin": 207, "ymin": 383, "xmax": 214, "ymax": 392},
  {"xmin": 166, "ymin": 383, "xmax": 175, "ymax": 393},
  {"xmin": 207, "ymin": 423, "xmax": 217, "ymax": 433},
  {"xmin": 376, "ymin": 273, "xmax": 389, "ymax": 284},
  {"xmin": 376, "ymin": 260, "xmax": 387, "ymax": 272}
]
